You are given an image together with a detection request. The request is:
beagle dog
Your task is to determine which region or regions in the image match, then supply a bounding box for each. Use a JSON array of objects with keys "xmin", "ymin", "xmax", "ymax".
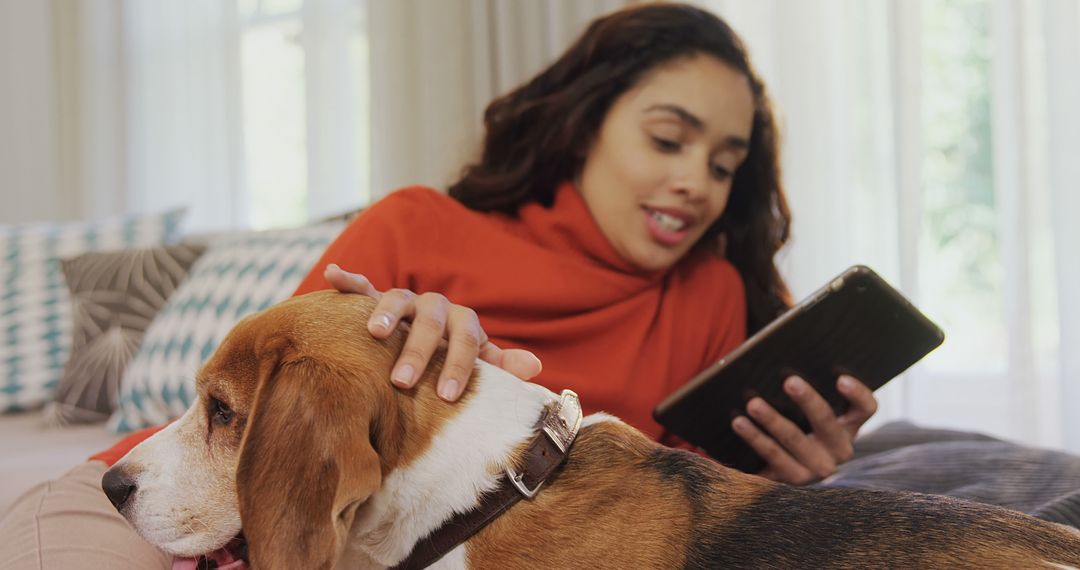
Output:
[{"xmin": 103, "ymin": 291, "xmax": 1080, "ymax": 569}]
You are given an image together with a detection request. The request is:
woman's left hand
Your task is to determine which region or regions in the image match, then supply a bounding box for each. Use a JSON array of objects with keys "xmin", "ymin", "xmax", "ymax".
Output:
[{"xmin": 731, "ymin": 375, "xmax": 877, "ymax": 485}]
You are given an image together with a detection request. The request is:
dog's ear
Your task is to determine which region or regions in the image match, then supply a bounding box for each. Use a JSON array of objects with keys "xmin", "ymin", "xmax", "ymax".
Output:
[{"xmin": 237, "ymin": 357, "xmax": 382, "ymax": 570}]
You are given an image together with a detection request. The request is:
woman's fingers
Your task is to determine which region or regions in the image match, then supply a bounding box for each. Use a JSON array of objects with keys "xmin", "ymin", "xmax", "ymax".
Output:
[
  {"xmin": 437, "ymin": 305, "xmax": 484, "ymax": 401},
  {"xmin": 785, "ymin": 377, "xmax": 854, "ymax": 464},
  {"xmin": 732, "ymin": 415, "xmax": 813, "ymax": 484},
  {"xmin": 734, "ymin": 375, "xmax": 879, "ymax": 484},
  {"xmin": 324, "ymin": 264, "xmax": 381, "ymax": 297},
  {"xmin": 837, "ymin": 375, "xmax": 878, "ymax": 432},
  {"xmin": 480, "ymin": 346, "xmax": 543, "ymax": 380},
  {"xmin": 368, "ymin": 288, "xmax": 419, "ymax": 338},
  {"xmin": 321, "ymin": 264, "xmax": 543, "ymax": 401},
  {"xmin": 387, "ymin": 292, "xmax": 448, "ymax": 390},
  {"xmin": 440, "ymin": 307, "xmax": 545, "ymax": 398},
  {"xmin": 325, "ymin": 264, "xmax": 400, "ymax": 336},
  {"xmin": 744, "ymin": 396, "xmax": 837, "ymax": 479}
]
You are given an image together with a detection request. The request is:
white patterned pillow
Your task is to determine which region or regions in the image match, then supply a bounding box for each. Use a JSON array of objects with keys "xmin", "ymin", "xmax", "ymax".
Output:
[
  {"xmin": 108, "ymin": 221, "xmax": 344, "ymax": 433},
  {"xmin": 0, "ymin": 211, "xmax": 185, "ymax": 413}
]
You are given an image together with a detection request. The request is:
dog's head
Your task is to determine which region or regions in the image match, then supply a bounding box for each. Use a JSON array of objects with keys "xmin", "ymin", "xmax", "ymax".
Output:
[{"xmin": 102, "ymin": 291, "xmax": 455, "ymax": 569}]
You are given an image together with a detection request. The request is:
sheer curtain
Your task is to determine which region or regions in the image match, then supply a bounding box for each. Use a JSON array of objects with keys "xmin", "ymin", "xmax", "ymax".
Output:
[
  {"xmin": 122, "ymin": 0, "xmax": 366, "ymax": 230},
  {"xmin": 0, "ymin": 0, "xmax": 76, "ymax": 223},
  {"xmin": 366, "ymin": 0, "xmax": 628, "ymax": 199},
  {"xmin": 0, "ymin": 0, "xmax": 244, "ymax": 231},
  {"xmin": 701, "ymin": 0, "xmax": 1079, "ymax": 451},
  {"xmin": 1039, "ymin": 0, "xmax": 1080, "ymax": 451},
  {"xmin": 122, "ymin": 0, "xmax": 246, "ymax": 232},
  {"xmin": 1, "ymin": 0, "xmax": 625, "ymax": 225}
]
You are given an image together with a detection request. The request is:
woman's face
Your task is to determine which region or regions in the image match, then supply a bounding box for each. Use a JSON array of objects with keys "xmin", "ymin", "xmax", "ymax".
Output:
[{"xmin": 578, "ymin": 54, "xmax": 755, "ymax": 272}]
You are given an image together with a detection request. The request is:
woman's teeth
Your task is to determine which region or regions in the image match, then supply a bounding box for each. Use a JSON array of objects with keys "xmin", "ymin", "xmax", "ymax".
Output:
[{"xmin": 650, "ymin": 210, "xmax": 687, "ymax": 231}]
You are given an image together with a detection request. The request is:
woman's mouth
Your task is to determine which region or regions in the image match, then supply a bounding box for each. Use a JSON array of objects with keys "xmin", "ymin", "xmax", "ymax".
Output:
[{"xmin": 644, "ymin": 207, "xmax": 692, "ymax": 247}]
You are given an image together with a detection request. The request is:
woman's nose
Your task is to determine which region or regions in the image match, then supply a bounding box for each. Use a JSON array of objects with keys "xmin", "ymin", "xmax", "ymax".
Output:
[{"xmin": 671, "ymin": 160, "xmax": 709, "ymax": 200}]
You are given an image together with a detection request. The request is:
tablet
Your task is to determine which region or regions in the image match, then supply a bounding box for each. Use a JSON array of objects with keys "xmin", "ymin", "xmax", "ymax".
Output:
[{"xmin": 652, "ymin": 265, "xmax": 944, "ymax": 473}]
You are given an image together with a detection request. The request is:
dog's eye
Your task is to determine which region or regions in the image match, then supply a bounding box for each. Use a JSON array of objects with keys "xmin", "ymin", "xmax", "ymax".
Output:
[{"xmin": 209, "ymin": 397, "xmax": 234, "ymax": 426}]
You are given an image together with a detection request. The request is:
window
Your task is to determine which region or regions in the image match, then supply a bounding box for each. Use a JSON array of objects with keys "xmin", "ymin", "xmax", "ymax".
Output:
[
  {"xmin": 909, "ymin": 0, "xmax": 1061, "ymax": 444},
  {"xmin": 919, "ymin": 0, "xmax": 1003, "ymax": 373},
  {"xmin": 237, "ymin": 0, "xmax": 370, "ymax": 230}
]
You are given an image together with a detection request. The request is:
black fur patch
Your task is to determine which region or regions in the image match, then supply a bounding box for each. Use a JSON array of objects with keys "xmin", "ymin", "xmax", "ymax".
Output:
[{"xmin": 641, "ymin": 448, "xmax": 1080, "ymax": 568}]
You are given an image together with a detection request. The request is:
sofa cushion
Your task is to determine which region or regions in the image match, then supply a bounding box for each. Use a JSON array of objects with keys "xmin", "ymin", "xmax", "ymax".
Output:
[
  {"xmin": 108, "ymin": 221, "xmax": 344, "ymax": 433},
  {"xmin": 0, "ymin": 211, "xmax": 185, "ymax": 414},
  {"xmin": 43, "ymin": 244, "xmax": 207, "ymax": 426}
]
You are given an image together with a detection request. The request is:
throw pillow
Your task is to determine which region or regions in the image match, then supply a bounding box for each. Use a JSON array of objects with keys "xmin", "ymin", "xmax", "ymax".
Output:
[
  {"xmin": 0, "ymin": 210, "xmax": 185, "ymax": 413},
  {"xmin": 44, "ymin": 243, "xmax": 208, "ymax": 426},
  {"xmin": 108, "ymin": 220, "xmax": 345, "ymax": 433}
]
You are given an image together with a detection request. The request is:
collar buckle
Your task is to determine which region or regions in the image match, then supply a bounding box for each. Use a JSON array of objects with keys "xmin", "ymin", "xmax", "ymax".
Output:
[
  {"xmin": 504, "ymin": 389, "xmax": 582, "ymax": 499},
  {"xmin": 543, "ymin": 389, "xmax": 582, "ymax": 453}
]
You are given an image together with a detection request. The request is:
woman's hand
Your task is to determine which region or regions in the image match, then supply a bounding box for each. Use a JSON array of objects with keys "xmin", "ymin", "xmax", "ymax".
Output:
[
  {"xmin": 324, "ymin": 264, "xmax": 543, "ymax": 401},
  {"xmin": 731, "ymin": 375, "xmax": 877, "ymax": 485}
]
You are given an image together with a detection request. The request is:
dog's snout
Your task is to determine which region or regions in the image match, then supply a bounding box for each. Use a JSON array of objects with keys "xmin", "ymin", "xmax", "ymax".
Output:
[{"xmin": 102, "ymin": 467, "xmax": 137, "ymax": 512}]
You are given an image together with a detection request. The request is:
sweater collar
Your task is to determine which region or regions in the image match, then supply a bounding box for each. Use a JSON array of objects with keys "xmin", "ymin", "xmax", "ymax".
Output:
[{"xmin": 515, "ymin": 181, "xmax": 670, "ymax": 280}]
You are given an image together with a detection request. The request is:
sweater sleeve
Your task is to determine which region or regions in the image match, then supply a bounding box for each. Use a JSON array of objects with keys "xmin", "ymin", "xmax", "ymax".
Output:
[
  {"xmin": 708, "ymin": 260, "xmax": 748, "ymax": 364},
  {"xmin": 90, "ymin": 187, "xmax": 442, "ymax": 467}
]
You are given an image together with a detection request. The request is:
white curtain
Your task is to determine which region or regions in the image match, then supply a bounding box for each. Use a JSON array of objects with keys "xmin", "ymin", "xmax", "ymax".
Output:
[
  {"xmin": 1040, "ymin": 0, "xmax": 1080, "ymax": 451},
  {"xmin": 0, "ymin": 0, "xmax": 72, "ymax": 223},
  {"xmin": 0, "ymin": 0, "xmax": 243, "ymax": 231},
  {"xmin": 2, "ymin": 0, "xmax": 622, "ymax": 226},
  {"xmin": 301, "ymin": 0, "xmax": 364, "ymax": 221},
  {"xmin": 122, "ymin": 0, "xmax": 246, "ymax": 232},
  {"xmin": 702, "ymin": 0, "xmax": 1080, "ymax": 451},
  {"xmin": 366, "ymin": 0, "xmax": 629, "ymax": 199}
]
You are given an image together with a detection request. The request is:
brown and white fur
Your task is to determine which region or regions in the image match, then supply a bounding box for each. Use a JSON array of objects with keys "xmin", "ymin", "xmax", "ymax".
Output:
[{"xmin": 103, "ymin": 291, "xmax": 1080, "ymax": 569}]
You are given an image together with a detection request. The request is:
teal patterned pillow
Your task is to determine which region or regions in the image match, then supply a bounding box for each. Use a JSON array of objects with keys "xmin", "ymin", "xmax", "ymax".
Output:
[
  {"xmin": 0, "ymin": 211, "xmax": 185, "ymax": 413},
  {"xmin": 108, "ymin": 221, "xmax": 344, "ymax": 433}
]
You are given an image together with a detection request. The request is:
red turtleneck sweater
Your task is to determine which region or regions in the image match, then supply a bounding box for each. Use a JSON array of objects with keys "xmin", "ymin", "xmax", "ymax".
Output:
[{"xmin": 91, "ymin": 183, "xmax": 747, "ymax": 465}]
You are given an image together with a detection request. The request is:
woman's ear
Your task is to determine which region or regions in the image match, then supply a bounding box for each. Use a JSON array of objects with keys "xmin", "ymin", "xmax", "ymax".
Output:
[{"xmin": 237, "ymin": 358, "xmax": 382, "ymax": 570}]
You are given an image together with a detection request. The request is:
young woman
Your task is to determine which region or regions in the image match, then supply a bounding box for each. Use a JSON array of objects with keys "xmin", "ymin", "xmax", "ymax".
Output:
[{"xmin": 0, "ymin": 4, "xmax": 880, "ymax": 566}]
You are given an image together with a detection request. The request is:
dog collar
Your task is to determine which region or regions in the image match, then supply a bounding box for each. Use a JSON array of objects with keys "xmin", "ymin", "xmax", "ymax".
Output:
[{"xmin": 392, "ymin": 389, "xmax": 583, "ymax": 570}]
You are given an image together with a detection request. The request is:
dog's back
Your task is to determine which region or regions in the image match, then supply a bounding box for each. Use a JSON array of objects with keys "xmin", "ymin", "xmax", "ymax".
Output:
[
  {"xmin": 468, "ymin": 418, "xmax": 1080, "ymax": 569},
  {"xmin": 700, "ymin": 472, "xmax": 1080, "ymax": 568}
]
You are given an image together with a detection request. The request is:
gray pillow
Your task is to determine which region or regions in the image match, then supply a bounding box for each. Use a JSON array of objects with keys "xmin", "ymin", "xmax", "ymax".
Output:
[{"xmin": 43, "ymin": 243, "xmax": 206, "ymax": 426}]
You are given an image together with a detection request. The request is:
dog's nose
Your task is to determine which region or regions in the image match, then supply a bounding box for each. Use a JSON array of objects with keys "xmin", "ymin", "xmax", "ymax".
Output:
[{"xmin": 102, "ymin": 467, "xmax": 137, "ymax": 512}]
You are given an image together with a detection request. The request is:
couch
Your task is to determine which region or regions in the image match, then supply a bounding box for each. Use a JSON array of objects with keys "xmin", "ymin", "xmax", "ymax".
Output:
[
  {"xmin": 0, "ymin": 211, "xmax": 352, "ymax": 513},
  {"xmin": 0, "ymin": 412, "xmax": 119, "ymax": 511}
]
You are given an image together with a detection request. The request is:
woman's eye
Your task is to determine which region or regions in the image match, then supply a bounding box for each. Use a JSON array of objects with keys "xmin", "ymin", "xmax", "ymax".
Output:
[
  {"xmin": 711, "ymin": 163, "xmax": 733, "ymax": 181},
  {"xmin": 651, "ymin": 136, "xmax": 681, "ymax": 153},
  {"xmin": 209, "ymin": 397, "xmax": 233, "ymax": 426}
]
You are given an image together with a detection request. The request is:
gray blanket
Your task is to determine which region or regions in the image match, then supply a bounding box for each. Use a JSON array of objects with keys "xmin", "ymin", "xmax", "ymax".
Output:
[{"xmin": 815, "ymin": 421, "xmax": 1080, "ymax": 529}]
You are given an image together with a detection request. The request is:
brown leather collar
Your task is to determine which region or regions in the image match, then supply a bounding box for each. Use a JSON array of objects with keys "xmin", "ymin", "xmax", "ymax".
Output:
[{"xmin": 391, "ymin": 389, "xmax": 583, "ymax": 570}]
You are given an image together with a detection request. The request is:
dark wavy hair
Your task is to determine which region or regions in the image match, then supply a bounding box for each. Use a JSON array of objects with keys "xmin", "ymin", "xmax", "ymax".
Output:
[{"xmin": 448, "ymin": 3, "xmax": 792, "ymax": 333}]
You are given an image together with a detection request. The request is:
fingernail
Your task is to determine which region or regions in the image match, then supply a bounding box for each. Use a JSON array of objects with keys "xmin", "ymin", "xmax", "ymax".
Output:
[
  {"xmin": 733, "ymin": 417, "xmax": 750, "ymax": 432},
  {"xmin": 391, "ymin": 364, "xmax": 415, "ymax": 387},
  {"xmin": 786, "ymin": 377, "xmax": 805, "ymax": 396},
  {"xmin": 839, "ymin": 376, "xmax": 856, "ymax": 391},
  {"xmin": 438, "ymin": 378, "xmax": 460, "ymax": 401},
  {"xmin": 372, "ymin": 313, "xmax": 392, "ymax": 332},
  {"xmin": 748, "ymin": 399, "xmax": 765, "ymax": 415}
]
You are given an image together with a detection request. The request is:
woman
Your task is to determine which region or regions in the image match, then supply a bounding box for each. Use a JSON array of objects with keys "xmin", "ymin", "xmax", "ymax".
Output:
[
  {"xmin": 0, "ymin": 4, "xmax": 879, "ymax": 567},
  {"xmin": 312, "ymin": 0, "xmax": 877, "ymax": 482}
]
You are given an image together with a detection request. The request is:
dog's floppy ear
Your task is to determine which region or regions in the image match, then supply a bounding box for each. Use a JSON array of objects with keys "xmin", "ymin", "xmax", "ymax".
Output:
[{"xmin": 237, "ymin": 357, "xmax": 382, "ymax": 570}]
